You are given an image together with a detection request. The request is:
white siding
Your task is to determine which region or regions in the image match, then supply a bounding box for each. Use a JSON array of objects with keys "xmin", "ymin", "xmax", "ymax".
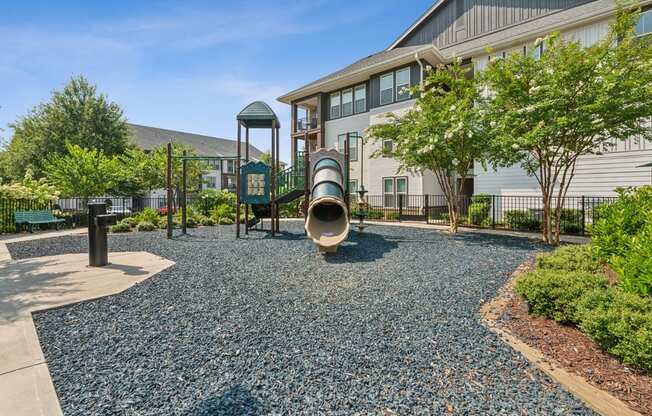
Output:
[{"xmin": 473, "ymin": 19, "xmax": 652, "ymax": 197}]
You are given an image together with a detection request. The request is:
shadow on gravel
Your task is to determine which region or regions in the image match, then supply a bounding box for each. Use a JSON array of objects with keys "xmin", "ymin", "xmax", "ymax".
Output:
[
  {"xmin": 185, "ymin": 385, "xmax": 266, "ymax": 416},
  {"xmin": 325, "ymin": 230, "xmax": 399, "ymax": 264}
]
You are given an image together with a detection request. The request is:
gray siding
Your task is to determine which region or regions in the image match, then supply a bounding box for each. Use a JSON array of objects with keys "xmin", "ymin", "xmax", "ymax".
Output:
[
  {"xmin": 397, "ymin": 0, "xmax": 594, "ymax": 48},
  {"xmin": 368, "ymin": 63, "xmax": 422, "ymax": 110}
]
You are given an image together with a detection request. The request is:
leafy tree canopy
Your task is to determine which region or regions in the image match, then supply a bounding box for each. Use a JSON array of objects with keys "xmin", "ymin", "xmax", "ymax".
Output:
[
  {"xmin": 479, "ymin": 5, "xmax": 652, "ymax": 244},
  {"xmin": 3, "ymin": 76, "xmax": 131, "ymax": 179},
  {"xmin": 366, "ymin": 59, "xmax": 490, "ymax": 232}
]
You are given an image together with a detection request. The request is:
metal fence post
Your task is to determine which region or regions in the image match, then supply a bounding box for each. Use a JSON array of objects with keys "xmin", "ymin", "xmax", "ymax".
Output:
[
  {"xmin": 398, "ymin": 194, "xmax": 403, "ymax": 221},
  {"xmin": 424, "ymin": 194, "xmax": 429, "ymax": 224},
  {"xmin": 581, "ymin": 195, "xmax": 586, "ymax": 235},
  {"xmin": 492, "ymin": 195, "xmax": 496, "ymax": 228}
]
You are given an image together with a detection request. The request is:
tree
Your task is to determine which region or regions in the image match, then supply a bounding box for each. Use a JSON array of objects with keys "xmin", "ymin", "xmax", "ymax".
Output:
[
  {"xmin": 259, "ymin": 150, "xmax": 272, "ymax": 165},
  {"xmin": 366, "ymin": 59, "xmax": 490, "ymax": 233},
  {"xmin": 0, "ymin": 170, "xmax": 60, "ymax": 203},
  {"xmin": 45, "ymin": 143, "xmax": 120, "ymax": 199},
  {"xmin": 3, "ymin": 76, "xmax": 131, "ymax": 179},
  {"xmin": 480, "ymin": 7, "xmax": 652, "ymax": 244}
]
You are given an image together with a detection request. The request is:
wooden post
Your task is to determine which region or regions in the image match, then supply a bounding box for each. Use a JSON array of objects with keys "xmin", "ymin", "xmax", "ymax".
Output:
[
  {"xmin": 276, "ymin": 125, "xmax": 281, "ymax": 233},
  {"xmin": 166, "ymin": 142, "xmax": 173, "ymax": 239},
  {"xmin": 236, "ymin": 122, "xmax": 242, "ymax": 238},
  {"xmin": 271, "ymin": 122, "xmax": 276, "ymax": 237},
  {"xmin": 181, "ymin": 150, "xmax": 187, "ymax": 235},
  {"xmin": 245, "ymin": 127, "xmax": 250, "ymax": 235}
]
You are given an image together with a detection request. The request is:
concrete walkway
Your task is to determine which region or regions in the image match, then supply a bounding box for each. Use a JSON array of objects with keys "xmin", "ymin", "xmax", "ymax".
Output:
[{"xmin": 0, "ymin": 244, "xmax": 174, "ymax": 416}]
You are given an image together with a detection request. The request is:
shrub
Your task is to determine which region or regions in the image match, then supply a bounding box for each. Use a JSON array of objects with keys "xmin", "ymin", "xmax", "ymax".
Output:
[
  {"xmin": 591, "ymin": 186, "xmax": 652, "ymax": 259},
  {"xmin": 110, "ymin": 222, "xmax": 132, "ymax": 233},
  {"xmin": 186, "ymin": 217, "xmax": 198, "ymax": 228},
  {"xmin": 468, "ymin": 194, "xmax": 491, "ymax": 225},
  {"xmin": 367, "ymin": 210, "xmax": 383, "ymax": 220},
  {"xmin": 536, "ymin": 244, "xmax": 603, "ymax": 274},
  {"xmin": 120, "ymin": 217, "xmax": 139, "ymax": 228},
  {"xmin": 515, "ymin": 269, "xmax": 608, "ymax": 324},
  {"xmin": 429, "ymin": 210, "xmax": 449, "ymax": 221},
  {"xmin": 199, "ymin": 217, "xmax": 215, "ymax": 227},
  {"xmin": 195, "ymin": 189, "xmax": 236, "ymax": 216},
  {"xmin": 591, "ymin": 186, "xmax": 652, "ymax": 297},
  {"xmin": 210, "ymin": 204, "xmax": 235, "ymax": 222},
  {"xmin": 134, "ymin": 208, "xmax": 161, "ymax": 226},
  {"xmin": 577, "ymin": 289, "xmax": 652, "ymax": 372},
  {"xmin": 385, "ymin": 212, "xmax": 400, "ymax": 221},
  {"xmin": 136, "ymin": 221, "xmax": 157, "ymax": 232},
  {"xmin": 218, "ymin": 217, "xmax": 234, "ymax": 225},
  {"xmin": 504, "ymin": 210, "xmax": 541, "ymax": 231},
  {"xmin": 558, "ymin": 208, "xmax": 583, "ymax": 234}
]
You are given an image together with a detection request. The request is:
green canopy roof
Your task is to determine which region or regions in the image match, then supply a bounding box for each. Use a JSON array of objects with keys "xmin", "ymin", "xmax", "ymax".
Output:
[
  {"xmin": 637, "ymin": 162, "xmax": 652, "ymax": 168},
  {"xmin": 237, "ymin": 101, "xmax": 280, "ymax": 129}
]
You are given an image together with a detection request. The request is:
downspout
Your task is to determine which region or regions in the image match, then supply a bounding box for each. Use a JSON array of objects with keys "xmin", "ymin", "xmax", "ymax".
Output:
[{"xmin": 414, "ymin": 52, "xmax": 424, "ymax": 88}]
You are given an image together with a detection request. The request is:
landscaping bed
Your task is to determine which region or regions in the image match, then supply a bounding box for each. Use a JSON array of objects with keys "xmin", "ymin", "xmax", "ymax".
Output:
[{"xmin": 8, "ymin": 224, "xmax": 595, "ymax": 415}]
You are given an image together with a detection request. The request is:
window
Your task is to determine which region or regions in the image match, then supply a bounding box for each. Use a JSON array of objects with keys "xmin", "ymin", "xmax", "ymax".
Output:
[
  {"xmin": 354, "ymin": 84, "xmax": 366, "ymax": 113},
  {"xmin": 380, "ymin": 73, "xmax": 394, "ymax": 105},
  {"xmin": 636, "ymin": 10, "xmax": 652, "ymax": 36},
  {"xmin": 349, "ymin": 180, "xmax": 358, "ymax": 194},
  {"xmin": 337, "ymin": 133, "xmax": 358, "ymax": 161},
  {"xmin": 330, "ymin": 92, "xmax": 341, "ymax": 119},
  {"xmin": 532, "ymin": 43, "xmax": 544, "ymax": 60},
  {"xmin": 383, "ymin": 178, "xmax": 395, "ymax": 207},
  {"xmin": 342, "ymin": 88, "xmax": 353, "ymax": 117},
  {"xmin": 205, "ymin": 176, "xmax": 217, "ymax": 189},
  {"xmin": 223, "ymin": 160, "xmax": 235, "ymax": 174},
  {"xmin": 383, "ymin": 177, "xmax": 408, "ymax": 208},
  {"xmin": 382, "ymin": 139, "xmax": 393, "ymax": 157},
  {"xmin": 396, "ymin": 67, "xmax": 411, "ymax": 101}
]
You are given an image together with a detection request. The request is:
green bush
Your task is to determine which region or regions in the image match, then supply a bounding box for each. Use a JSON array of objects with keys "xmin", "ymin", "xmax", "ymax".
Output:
[
  {"xmin": 194, "ymin": 189, "xmax": 236, "ymax": 216},
  {"xmin": 504, "ymin": 210, "xmax": 541, "ymax": 231},
  {"xmin": 385, "ymin": 212, "xmax": 400, "ymax": 221},
  {"xmin": 136, "ymin": 221, "xmax": 157, "ymax": 232},
  {"xmin": 557, "ymin": 208, "xmax": 584, "ymax": 234},
  {"xmin": 591, "ymin": 186, "xmax": 652, "ymax": 297},
  {"xmin": 218, "ymin": 217, "xmax": 234, "ymax": 225},
  {"xmin": 134, "ymin": 208, "xmax": 161, "ymax": 226},
  {"xmin": 577, "ymin": 289, "xmax": 652, "ymax": 371},
  {"xmin": 210, "ymin": 204, "xmax": 235, "ymax": 222},
  {"xmin": 536, "ymin": 244, "xmax": 603, "ymax": 274},
  {"xmin": 592, "ymin": 186, "xmax": 652, "ymax": 259},
  {"xmin": 110, "ymin": 222, "xmax": 132, "ymax": 233},
  {"xmin": 367, "ymin": 210, "xmax": 383, "ymax": 220},
  {"xmin": 120, "ymin": 216, "xmax": 139, "ymax": 228},
  {"xmin": 515, "ymin": 269, "xmax": 608, "ymax": 324},
  {"xmin": 186, "ymin": 217, "xmax": 198, "ymax": 228},
  {"xmin": 200, "ymin": 216, "xmax": 216, "ymax": 226},
  {"xmin": 468, "ymin": 194, "xmax": 491, "ymax": 226},
  {"xmin": 429, "ymin": 210, "xmax": 449, "ymax": 221}
]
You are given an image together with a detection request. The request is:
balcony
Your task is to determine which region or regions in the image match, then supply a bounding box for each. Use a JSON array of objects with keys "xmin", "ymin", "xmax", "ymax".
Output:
[{"xmin": 296, "ymin": 117, "xmax": 318, "ymax": 132}]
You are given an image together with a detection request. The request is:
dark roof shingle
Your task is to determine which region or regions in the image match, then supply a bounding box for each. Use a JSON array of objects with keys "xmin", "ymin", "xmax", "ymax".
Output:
[{"xmin": 128, "ymin": 123, "xmax": 263, "ymax": 160}]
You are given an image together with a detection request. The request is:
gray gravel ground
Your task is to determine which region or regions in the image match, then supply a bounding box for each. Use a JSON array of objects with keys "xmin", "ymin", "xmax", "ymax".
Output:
[{"xmin": 9, "ymin": 223, "xmax": 594, "ymax": 415}]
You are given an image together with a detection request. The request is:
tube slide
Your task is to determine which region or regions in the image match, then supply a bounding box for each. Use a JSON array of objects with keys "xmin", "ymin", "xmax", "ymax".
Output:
[{"xmin": 305, "ymin": 149, "xmax": 350, "ymax": 253}]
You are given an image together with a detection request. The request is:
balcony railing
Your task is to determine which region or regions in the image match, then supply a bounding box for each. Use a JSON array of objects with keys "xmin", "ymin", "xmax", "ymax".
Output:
[{"xmin": 296, "ymin": 117, "xmax": 319, "ymax": 132}]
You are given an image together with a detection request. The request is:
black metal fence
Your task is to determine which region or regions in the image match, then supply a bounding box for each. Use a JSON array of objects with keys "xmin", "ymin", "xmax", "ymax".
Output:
[
  {"xmin": 1, "ymin": 193, "xmax": 617, "ymax": 236},
  {"xmin": 357, "ymin": 194, "xmax": 617, "ymax": 235}
]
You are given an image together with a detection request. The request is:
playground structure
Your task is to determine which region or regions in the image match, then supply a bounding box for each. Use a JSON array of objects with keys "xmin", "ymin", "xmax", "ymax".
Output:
[{"xmin": 166, "ymin": 101, "xmax": 357, "ymax": 252}]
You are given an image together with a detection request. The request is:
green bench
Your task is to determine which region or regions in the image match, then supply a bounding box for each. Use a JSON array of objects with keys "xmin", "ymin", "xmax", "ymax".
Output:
[{"xmin": 14, "ymin": 210, "xmax": 66, "ymax": 233}]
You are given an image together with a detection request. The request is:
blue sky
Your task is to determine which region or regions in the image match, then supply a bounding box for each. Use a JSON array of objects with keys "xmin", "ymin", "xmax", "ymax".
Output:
[{"xmin": 0, "ymin": 0, "xmax": 434, "ymax": 162}]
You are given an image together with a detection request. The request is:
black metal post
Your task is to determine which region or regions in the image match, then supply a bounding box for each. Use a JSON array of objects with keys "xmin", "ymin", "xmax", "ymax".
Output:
[
  {"xmin": 88, "ymin": 203, "xmax": 115, "ymax": 267},
  {"xmin": 276, "ymin": 126, "xmax": 281, "ymax": 233},
  {"xmin": 182, "ymin": 150, "xmax": 187, "ymax": 235},
  {"xmin": 245, "ymin": 127, "xmax": 250, "ymax": 235},
  {"xmin": 345, "ymin": 132, "xmax": 350, "ymax": 214},
  {"xmin": 166, "ymin": 143, "xmax": 173, "ymax": 239},
  {"xmin": 270, "ymin": 121, "xmax": 276, "ymax": 237},
  {"xmin": 425, "ymin": 194, "xmax": 429, "ymax": 224},
  {"xmin": 492, "ymin": 195, "xmax": 496, "ymax": 229},
  {"xmin": 236, "ymin": 121, "xmax": 242, "ymax": 238},
  {"xmin": 581, "ymin": 195, "xmax": 586, "ymax": 235}
]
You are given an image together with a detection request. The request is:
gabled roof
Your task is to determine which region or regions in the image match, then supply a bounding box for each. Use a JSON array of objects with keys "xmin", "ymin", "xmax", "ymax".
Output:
[
  {"xmin": 277, "ymin": 45, "xmax": 443, "ymax": 104},
  {"xmin": 128, "ymin": 123, "xmax": 263, "ymax": 160},
  {"xmin": 387, "ymin": 0, "xmax": 447, "ymax": 50}
]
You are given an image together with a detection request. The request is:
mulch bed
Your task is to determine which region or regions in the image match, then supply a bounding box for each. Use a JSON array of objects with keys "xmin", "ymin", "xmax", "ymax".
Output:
[{"xmin": 499, "ymin": 292, "xmax": 652, "ymax": 415}]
